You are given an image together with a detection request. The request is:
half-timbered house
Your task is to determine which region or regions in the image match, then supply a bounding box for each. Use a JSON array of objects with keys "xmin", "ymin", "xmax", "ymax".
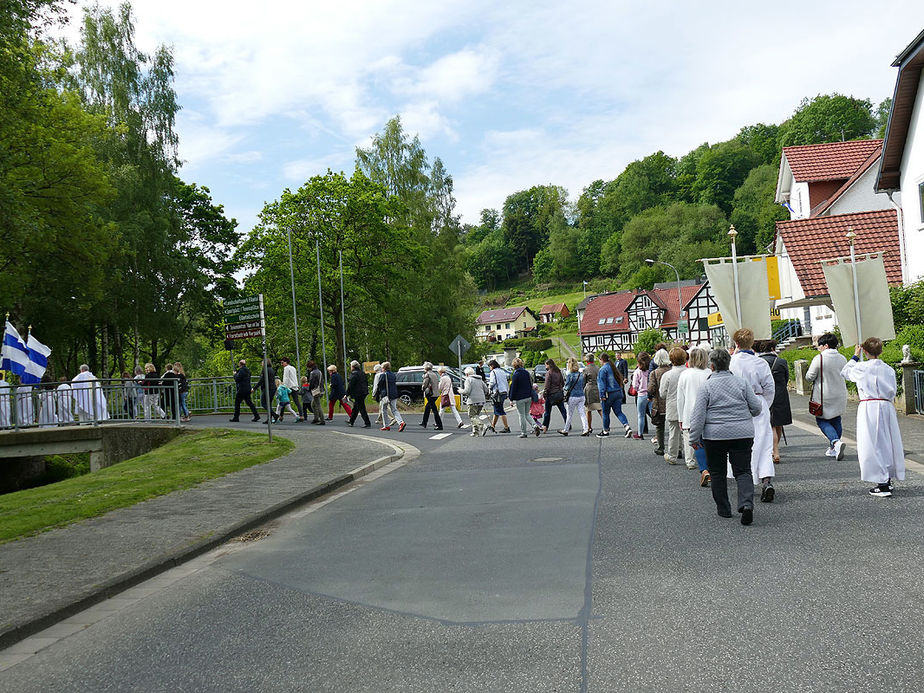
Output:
[{"xmin": 578, "ymin": 290, "xmax": 641, "ymax": 354}]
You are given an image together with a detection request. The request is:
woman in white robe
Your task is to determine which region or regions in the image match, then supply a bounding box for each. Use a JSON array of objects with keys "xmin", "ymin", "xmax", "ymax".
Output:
[
  {"xmin": 56, "ymin": 380, "xmax": 74, "ymax": 423},
  {"xmin": 840, "ymin": 338, "xmax": 905, "ymax": 497},
  {"xmin": 16, "ymin": 385, "xmax": 35, "ymax": 425},
  {"xmin": 37, "ymin": 383, "xmax": 58, "ymax": 427},
  {"xmin": 729, "ymin": 329, "xmax": 776, "ymax": 501}
]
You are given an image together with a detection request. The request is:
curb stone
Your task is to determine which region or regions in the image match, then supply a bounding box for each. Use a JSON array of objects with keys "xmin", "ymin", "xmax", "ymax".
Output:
[{"xmin": 0, "ymin": 438, "xmax": 405, "ymax": 651}]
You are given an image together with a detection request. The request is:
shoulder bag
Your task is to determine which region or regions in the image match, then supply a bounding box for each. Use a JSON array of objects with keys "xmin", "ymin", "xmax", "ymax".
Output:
[{"xmin": 808, "ymin": 355, "xmax": 823, "ymax": 417}]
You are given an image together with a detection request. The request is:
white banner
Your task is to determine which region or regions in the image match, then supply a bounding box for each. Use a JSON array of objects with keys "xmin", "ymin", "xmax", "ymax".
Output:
[
  {"xmin": 703, "ymin": 258, "xmax": 772, "ymax": 339},
  {"xmin": 821, "ymin": 253, "xmax": 895, "ymax": 346}
]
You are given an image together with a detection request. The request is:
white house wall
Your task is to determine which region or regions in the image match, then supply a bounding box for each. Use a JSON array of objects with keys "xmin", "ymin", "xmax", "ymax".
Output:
[
  {"xmin": 900, "ymin": 69, "xmax": 924, "ymax": 282},
  {"xmin": 790, "ymin": 181, "xmax": 811, "ymax": 219},
  {"xmin": 826, "ymin": 166, "xmax": 897, "ymax": 217}
]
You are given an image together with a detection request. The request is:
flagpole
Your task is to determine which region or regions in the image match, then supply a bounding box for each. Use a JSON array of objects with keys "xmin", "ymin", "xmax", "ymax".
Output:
[
  {"xmin": 729, "ymin": 226, "xmax": 742, "ymax": 328},
  {"xmin": 846, "ymin": 227, "xmax": 863, "ymax": 357}
]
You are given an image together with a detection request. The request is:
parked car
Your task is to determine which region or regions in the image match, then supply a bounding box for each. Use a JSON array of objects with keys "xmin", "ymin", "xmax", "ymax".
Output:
[
  {"xmin": 394, "ymin": 366, "xmax": 461, "ymax": 407},
  {"xmin": 532, "ymin": 363, "xmax": 547, "ymax": 382}
]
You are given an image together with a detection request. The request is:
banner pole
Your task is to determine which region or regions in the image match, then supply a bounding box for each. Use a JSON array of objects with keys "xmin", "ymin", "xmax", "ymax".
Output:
[
  {"xmin": 729, "ymin": 226, "xmax": 742, "ymax": 327},
  {"xmin": 846, "ymin": 227, "xmax": 863, "ymax": 357}
]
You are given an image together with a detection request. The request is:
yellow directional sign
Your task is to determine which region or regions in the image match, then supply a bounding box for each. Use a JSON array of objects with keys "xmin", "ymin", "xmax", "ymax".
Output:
[
  {"xmin": 708, "ymin": 311, "xmax": 723, "ymax": 327},
  {"xmin": 749, "ymin": 256, "xmax": 781, "ymax": 300}
]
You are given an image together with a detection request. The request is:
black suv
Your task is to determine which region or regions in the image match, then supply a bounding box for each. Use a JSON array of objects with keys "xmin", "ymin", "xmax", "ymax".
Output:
[
  {"xmin": 532, "ymin": 363, "xmax": 547, "ymax": 382},
  {"xmin": 394, "ymin": 367, "xmax": 461, "ymax": 407}
]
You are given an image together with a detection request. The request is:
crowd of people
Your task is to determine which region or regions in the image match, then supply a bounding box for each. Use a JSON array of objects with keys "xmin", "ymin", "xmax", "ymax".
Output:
[
  {"xmin": 0, "ymin": 362, "xmax": 191, "ymax": 427},
  {"xmin": 225, "ymin": 328, "xmax": 904, "ymax": 526}
]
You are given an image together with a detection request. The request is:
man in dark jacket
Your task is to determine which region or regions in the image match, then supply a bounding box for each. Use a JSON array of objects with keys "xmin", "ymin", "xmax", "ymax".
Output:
[
  {"xmin": 251, "ymin": 359, "xmax": 277, "ymax": 422},
  {"xmin": 346, "ymin": 360, "xmax": 371, "ymax": 427},
  {"xmin": 230, "ymin": 359, "xmax": 260, "ymax": 422},
  {"xmin": 161, "ymin": 363, "xmax": 180, "ymax": 421}
]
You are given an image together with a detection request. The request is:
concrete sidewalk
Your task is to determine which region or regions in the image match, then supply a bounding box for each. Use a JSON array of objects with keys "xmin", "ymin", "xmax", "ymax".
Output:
[
  {"xmin": 0, "ymin": 421, "xmax": 404, "ymax": 649},
  {"xmin": 788, "ymin": 390, "xmax": 924, "ymax": 465}
]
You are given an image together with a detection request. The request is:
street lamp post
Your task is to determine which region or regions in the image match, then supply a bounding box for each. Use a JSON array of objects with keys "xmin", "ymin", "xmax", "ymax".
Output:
[
  {"xmin": 645, "ymin": 258, "xmax": 683, "ymax": 338},
  {"xmin": 286, "ymin": 227, "xmax": 301, "ymax": 376}
]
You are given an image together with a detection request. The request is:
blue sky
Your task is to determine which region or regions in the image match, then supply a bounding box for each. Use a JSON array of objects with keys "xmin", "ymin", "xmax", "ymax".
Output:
[{"xmin": 66, "ymin": 1, "xmax": 924, "ymax": 235}]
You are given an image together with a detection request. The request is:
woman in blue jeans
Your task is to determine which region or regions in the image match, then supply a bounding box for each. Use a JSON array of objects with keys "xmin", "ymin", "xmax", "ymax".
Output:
[
  {"xmin": 596, "ymin": 352, "xmax": 633, "ymax": 438},
  {"xmin": 630, "ymin": 352, "xmax": 651, "ymax": 438},
  {"xmin": 805, "ymin": 333, "xmax": 849, "ymax": 459}
]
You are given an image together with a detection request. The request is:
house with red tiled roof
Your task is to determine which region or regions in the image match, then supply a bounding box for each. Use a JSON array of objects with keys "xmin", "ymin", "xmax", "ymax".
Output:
[
  {"xmin": 538, "ymin": 303, "xmax": 570, "ymax": 323},
  {"xmin": 578, "ymin": 281, "xmax": 722, "ymax": 353},
  {"xmin": 775, "ymin": 140, "xmax": 892, "ymax": 220},
  {"xmin": 875, "ymin": 28, "xmax": 924, "ymax": 283},
  {"xmin": 774, "ymin": 139, "xmax": 904, "ymax": 335},
  {"xmin": 475, "ymin": 306, "xmax": 538, "ymax": 342}
]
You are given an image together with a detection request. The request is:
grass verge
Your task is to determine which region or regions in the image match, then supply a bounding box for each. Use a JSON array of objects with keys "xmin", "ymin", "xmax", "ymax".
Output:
[{"xmin": 0, "ymin": 429, "xmax": 294, "ymax": 544}]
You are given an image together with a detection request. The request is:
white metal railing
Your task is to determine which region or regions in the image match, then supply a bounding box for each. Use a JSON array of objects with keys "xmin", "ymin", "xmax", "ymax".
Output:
[{"xmin": 0, "ymin": 378, "xmax": 182, "ymax": 431}]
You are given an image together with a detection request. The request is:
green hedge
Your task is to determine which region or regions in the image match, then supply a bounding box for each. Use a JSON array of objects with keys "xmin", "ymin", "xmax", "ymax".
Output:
[{"xmin": 503, "ymin": 337, "xmax": 552, "ymax": 352}]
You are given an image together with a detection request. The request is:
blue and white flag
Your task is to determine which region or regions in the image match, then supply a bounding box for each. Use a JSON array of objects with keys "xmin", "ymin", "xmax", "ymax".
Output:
[
  {"xmin": 25, "ymin": 333, "xmax": 51, "ymax": 384},
  {"xmin": 1, "ymin": 322, "xmax": 51, "ymax": 384},
  {"xmin": 1, "ymin": 321, "xmax": 29, "ymax": 378}
]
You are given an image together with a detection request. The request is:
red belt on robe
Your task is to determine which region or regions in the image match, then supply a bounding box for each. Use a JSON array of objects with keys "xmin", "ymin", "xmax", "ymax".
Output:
[{"xmin": 859, "ymin": 398, "xmax": 889, "ymax": 402}]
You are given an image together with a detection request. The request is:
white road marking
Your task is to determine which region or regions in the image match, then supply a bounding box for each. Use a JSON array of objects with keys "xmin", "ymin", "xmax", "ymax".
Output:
[{"xmin": 429, "ymin": 433, "xmax": 452, "ymax": 440}]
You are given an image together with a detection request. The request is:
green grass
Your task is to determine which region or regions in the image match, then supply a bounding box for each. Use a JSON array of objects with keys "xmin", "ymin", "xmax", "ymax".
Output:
[{"xmin": 0, "ymin": 429, "xmax": 294, "ymax": 544}]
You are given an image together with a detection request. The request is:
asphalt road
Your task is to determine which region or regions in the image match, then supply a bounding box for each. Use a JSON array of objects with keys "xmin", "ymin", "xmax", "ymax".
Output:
[{"xmin": 3, "ymin": 407, "xmax": 924, "ymax": 692}]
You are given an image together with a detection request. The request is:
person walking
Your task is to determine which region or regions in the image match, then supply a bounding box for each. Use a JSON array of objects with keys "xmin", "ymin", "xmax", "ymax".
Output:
[
  {"xmin": 326, "ymin": 365, "xmax": 353, "ymax": 420},
  {"xmin": 346, "ymin": 361, "xmax": 371, "ymax": 427},
  {"xmin": 438, "ymin": 366, "xmax": 465, "ymax": 429},
  {"xmin": 646, "ymin": 349, "xmax": 671, "ymax": 454},
  {"xmin": 230, "ymin": 359, "xmax": 260, "ymax": 422},
  {"xmin": 298, "ymin": 375, "xmax": 312, "ymax": 421},
  {"xmin": 274, "ymin": 378, "xmax": 302, "ymax": 422},
  {"xmin": 121, "ymin": 370, "xmax": 136, "ymax": 419},
  {"xmin": 730, "ymin": 328, "xmax": 776, "ymax": 503},
  {"xmin": 559, "ymin": 357, "xmax": 589, "ymax": 436},
  {"xmin": 596, "ymin": 352, "xmax": 633, "ymax": 438},
  {"xmin": 756, "ymin": 340, "xmax": 792, "ymax": 463},
  {"xmin": 660, "ymin": 347, "xmax": 688, "ymax": 465},
  {"xmin": 418, "ymin": 362, "xmax": 444, "ymax": 429},
  {"xmin": 688, "ymin": 348, "xmax": 763, "ymax": 525},
  {"xmin": 615, "ymin": 353, "xmax": 629, "ymax": 385},
  {"xmin": 161, "ymin": 363, "xmax": 180, "ymax": 421},
  {"xmin": 677, "ymin": 346, "xmax": 711, "ymax": 483},
  {"xmin": 508, "ymin": 357, "xmax": 538, "ymax": 438},
  {"xmin": 805, "ymin": 333, "xmax": 849, "ymax": 460},
  {"xmin": 461, "ymin": 366, "xmax": 489, "ymax": 436},
  {"xmin": 487, "ymin": 360, "xmax": 510, "ymax": 433},
  {"xmin": 307, "ymin": 361, "xmax": 325, "ymax": 425},
  {"xmin": 56, "ymin": 377, "xmax": 74, "ymax": 425},
  {"xmin": 630, "ymin": 352, "xmax": 651, "ymax": 439},
  {"xmin": 252, "ymin": 359, "xmax": 277, "ymax": 422},
  {"xmin": 374, "ymin": 362, "xmax": 405, "ymax": 431},
  {"xmin": 280, "ymin": 357, "xmax": 299, "ymax": 421},
  {"xmin": 583, "ymin": 353, "xmax": 601, "ymax": 434},
  {"xmin": 371, "ymin": 364, "xmax": 395, "ymax": 428},
  {"xmin": 541, "ymin": 358, "xmax": 566, "ymax": 433},
  {"xmin": 840, "ymin": 338, "xmax": 905, "ymax": 497},
  {"xmin": 142, "ymin": 363, "xmax": 166, "ymax": 420},
  {"xmin": 174, "ymin": 362, "xmax": 190, "ymax": 422}
]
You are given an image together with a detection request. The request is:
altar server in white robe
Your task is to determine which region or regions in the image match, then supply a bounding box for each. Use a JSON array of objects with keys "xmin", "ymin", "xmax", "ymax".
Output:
[
  {"xmin": 0, "ymin": 375, "xmax": 11, "ymax": 427},
  {"xmin": 730, "ymin": 328, "xmax": 776, "ymax": 502},
  {"xmin": 72, "ymin": 364, "xmax": 109, "ymax": 422},
  {"xmin": 56, "ymin": 378, "xmax": 74, "ymax": 424},
  {"xmin": 840, "ymin": 337, "xmax": 905, "ymax": 498},
  {"xmin": 37, "ymin": 380, "xmax": 58, "ymax": 427},
  {"xmin": 16, "ymin": 384, "xmax": 35, "ymax": 425}
]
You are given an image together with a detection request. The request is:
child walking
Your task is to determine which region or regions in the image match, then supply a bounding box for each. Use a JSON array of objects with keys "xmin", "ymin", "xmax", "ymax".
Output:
[{"xmin": 274, "ymin": 378, "xmax": 301, "ymax": 422}]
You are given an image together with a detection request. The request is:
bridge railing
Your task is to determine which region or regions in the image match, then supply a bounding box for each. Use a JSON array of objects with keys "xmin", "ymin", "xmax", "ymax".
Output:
[{"xmin": 0, "ymin": 379, "xmax": 182, "ymax": 431}]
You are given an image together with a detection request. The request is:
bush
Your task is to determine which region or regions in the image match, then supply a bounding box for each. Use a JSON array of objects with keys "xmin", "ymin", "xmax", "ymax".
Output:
[{"xmin": 634, "ymin": 329, "xmax": 666, "ymax": 355}]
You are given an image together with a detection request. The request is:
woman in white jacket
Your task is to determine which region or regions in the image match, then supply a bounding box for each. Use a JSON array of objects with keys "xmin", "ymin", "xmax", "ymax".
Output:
[
  {"xmin": 805, "ymin": 333, "xmax": 849, "ymax": 459},
  {"xmin": 438, "ymin": 366, "xmax": 465, "ymax": 429},
  {"xmin": 677, "ymin": 347, "xmax": 712, "ymax": 484}
]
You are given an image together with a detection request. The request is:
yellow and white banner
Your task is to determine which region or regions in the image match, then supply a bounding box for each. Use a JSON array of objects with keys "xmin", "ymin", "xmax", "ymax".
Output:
[
  {"xmin": 821, "ymin": 253, "xmax": 895, "ymax": 346},
  {"xmin": 703, "ymin": 257, "xmax": 773, "ymax": 339}
]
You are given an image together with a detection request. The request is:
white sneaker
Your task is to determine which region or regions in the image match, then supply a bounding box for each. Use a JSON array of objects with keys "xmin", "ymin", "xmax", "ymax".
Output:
[
  {"xmin": 825, "ymin": 447, "xmax": 837, "ymax": 457},
  {"xmin": 834, "ymin": 440, "xmax": 846, "ymax": 460}
]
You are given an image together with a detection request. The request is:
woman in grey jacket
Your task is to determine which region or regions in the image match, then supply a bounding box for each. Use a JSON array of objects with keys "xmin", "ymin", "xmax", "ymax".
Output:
[
  {"xmin": 688, "ymin": 349, "xmax": 762, "ymax": 526},
  {"xmin": 461, "ymin": 367, "xmax": 488, "ymax": 436}
]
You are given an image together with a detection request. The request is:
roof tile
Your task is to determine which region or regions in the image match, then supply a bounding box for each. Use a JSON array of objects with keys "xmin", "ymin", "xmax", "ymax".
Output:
[
  {"xmin": 783, "ymin": 139, "xmax": 882, "ymax": 183},
  {"xmin": 776, "ymin": 210, "xmax": 902, "ymax": 297}
]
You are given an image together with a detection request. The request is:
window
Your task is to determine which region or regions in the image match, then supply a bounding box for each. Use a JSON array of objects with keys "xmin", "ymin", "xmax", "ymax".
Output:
[
  {"xmin": 496, "ymin": 324, "xmax": 502, "ymax": 330},
  {"xmin": 506, "ymin": 323, "xmax": 511, "ymax": 329},
  {"xmin": 615, "ymin": 317, "xmax": 623, "ymax": 324},
  {"xmin": 698, "ymin": 317, "xmax": 709, "ymax": 331},
  {"xmin": 919, "ymin": 180, "xmax": 924, "ymax": 224},
  {"xmin": 523, "ymin": 322, "xmax": 526, "ymax": 328},
  {"xmin": 598, "ymin": 318, "xmax": 606, "ymax": 325},
  {"xmin": 606, "ymin": 317, "xmax": 614, "ymax": 324}
]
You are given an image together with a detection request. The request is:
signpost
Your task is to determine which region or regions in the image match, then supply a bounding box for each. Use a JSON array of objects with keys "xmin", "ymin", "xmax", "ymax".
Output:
[
  {"xmin": 448, "ymin": 334, "xmax": 471, "ymax": 371},
  {"xmin": 223, "ymin": 295, "xmax": 272, "ymax": 442},
  {"xmin": 677, "ymin": 318, "xmax": 689, "ymax": 337}
]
